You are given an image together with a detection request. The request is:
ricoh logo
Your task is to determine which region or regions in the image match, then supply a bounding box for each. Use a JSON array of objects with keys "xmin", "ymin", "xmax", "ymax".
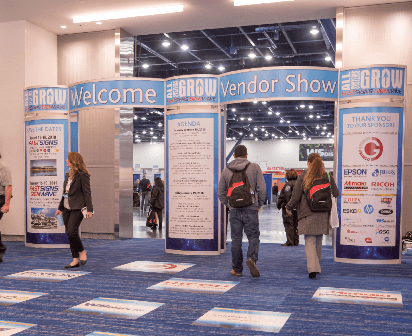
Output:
[
  {"xmin": 344, "ymin": 169, "xmax": 367, "ymax": 177},
  {"xmin": 364, "ymin": 204, "xmax": 374, "ymax": 214},
  {"xmin": 344, "ymin": 197, "xmax": 361, "ymax": 204},
  {"xmin": 371, "ymin": 182, "xmax": 395, "ymax": 188},
  {"xmin": 359, "ymin": 137, "xmax": 383, "ymax": 161},
  {"xmin": 372, "ymin": 169, "xmax": 395, "ymax": 177},
  {"xmin": 344, "ymin": 181, "xmax": 368, "ymax": 191}
]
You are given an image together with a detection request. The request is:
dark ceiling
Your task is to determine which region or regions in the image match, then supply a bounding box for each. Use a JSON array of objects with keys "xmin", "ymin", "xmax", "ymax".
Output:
[{"xmin": 133, "ymin": 18, "xmax": 336, "ymax": 143}]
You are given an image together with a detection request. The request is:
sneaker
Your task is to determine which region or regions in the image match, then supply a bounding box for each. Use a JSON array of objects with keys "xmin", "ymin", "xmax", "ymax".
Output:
[
  {"xmin": 246, "ymin": 259, "xmax": 260, "ymax": 277},
  {"xmin": 231, "ymin": 269, "xmax": 242, "ymax": 277}
]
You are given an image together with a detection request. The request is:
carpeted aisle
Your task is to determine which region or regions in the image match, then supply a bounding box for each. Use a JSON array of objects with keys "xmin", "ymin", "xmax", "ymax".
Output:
[{"xmin": 0, "ymin": 239, "xmax": 411, "ymax": 335}]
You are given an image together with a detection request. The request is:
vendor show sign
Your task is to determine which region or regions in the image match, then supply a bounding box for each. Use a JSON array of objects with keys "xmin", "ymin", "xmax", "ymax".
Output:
[
  {"xmin": 337, "ymin": 106, "xmax": 403, "ymax": 261},
  {"xmin": 114, "ymin": 261, "xmax": 195, "ymax": 274},
  {"xmin": 0, "ymin": 290, "xmax": 47, "ymax": 306},
  {"xmin": 339, "ymin": 66, "xmax": 405, "ymax": 99},
  {"xmin": 192, "ymin": 307, "xmax": 291, "ymax": 333},
  {"xmin": 148, "ymin": 278, "xmax": 239, "ymax": 294},
  {"xmin": 2, "ymin": 269, "xmax": 90, "ymax": 282},
  {"xmin": 0, "ymin": 321, "xmax": 37, "ymax": 335},
  {"xmin": 67, "ymin": 298, "xmax": 164, "ymax": 320},
  {"xmin": 299, "ymin": 143, "xmax": 334, "ymax": 161},
  {"xmin": 312, "ymin": 287, "xmax": 403, "ymax": 307},
  {"xmin": 25, "ymin": 119, "xmax": 69, "ymax": 245}
]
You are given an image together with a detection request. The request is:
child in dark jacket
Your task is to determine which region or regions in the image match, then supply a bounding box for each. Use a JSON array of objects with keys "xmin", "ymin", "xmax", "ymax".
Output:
[{"xmin": 149, "ymin": 177, "xmax": 164, "ymax": 230}]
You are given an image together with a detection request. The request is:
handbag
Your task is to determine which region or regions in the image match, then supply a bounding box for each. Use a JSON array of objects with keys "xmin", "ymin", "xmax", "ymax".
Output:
[
  {"xmin": 146, "ymin": 207, "xmax": 158, "ymax": 227},
  {"xmin": 329, "ymin": 197, "xmax": 339, "ymax": 228}
]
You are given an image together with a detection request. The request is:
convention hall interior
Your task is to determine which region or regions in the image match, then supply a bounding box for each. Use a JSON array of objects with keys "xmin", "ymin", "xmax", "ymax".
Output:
[{"xmin": 1, "ymin": 0, "xmax": 412, "ymax": 335}]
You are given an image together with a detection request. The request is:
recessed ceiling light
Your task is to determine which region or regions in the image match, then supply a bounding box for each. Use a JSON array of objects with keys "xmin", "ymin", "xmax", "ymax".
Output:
[
  {"xmin": 310, "ymin": 29, "xmax": 319, "ymax": 35},
  {"xmin": 248, "ymin": 118, "xmax": 252, "ymax": 121},
  {"xmin": 240, "ymin": 117, "xmax": 245, "ymax": 120},
  {"xmin": 275, "ymin": 136, "xmax": 278, "ymax": 138},
  {"xmin": 248, "ymin": 52, "xmax": 257, "ymax": 59},
  {"xmin": 255, "ymin": 138, "xmax": 258, "ymax": 141},
  {"xmin": 265, "ymin": 133, "xmax": 268, "ymax": 137},
  {"xmin": 262, "ymin": 101, "xmax": 267, "ymax": 105},
  {"xmin": 142, "ymin": 131, "xmax": 146, "ymax": 134},
  {"xmin": 323, "ymin": 126, "xmax": 327, "ymax": 130},
  {"xmin": 218, "ymin": 66, "xmax": 225, "ymax": 71},
  {"xmin": 276, "ymin": 112, "xmax": 280, "ymax": 116},
  {"xmin": 288, "ymin": 130, "xmax": 292, "ymax": 133},
  {"xmin": 73, "ymin": 4, "xmax": 184, "ymax": 23},
  {"xmin": 239, "ymin": 132, "xmax": 243, "ymax": 135},
  {"xmin": 280, "ymin": 120, "xmax": 284, "ymax": 123},
  {"xmin": 309, "ymin": 105, "xmax": 313, "ymax": 109},
  {"xmin": 309, "ymin": 115, "xmax": 313, "ymax": 118},
  {"xmin": 325, "ymin": 56, "xmax": 331, "ymax": 61},
  {"xmin": 303, "ymin": 137, "xmax": 307, "ymax": 140},
  {"xmin": 280, "ymin": 136, "xmax": 284, "ymax": 139},
  {"xmin": 134, "ymin": 116, "xmax": 137, "ymax": 120},
  {"xmin": 272, "ymin": 134, "xmax": 275, "ymax": 136},
  {"xmin": 153, "ymin": 136, "xmax": 158, "ymax": 139},
  {"xmin": 181, "ymin": 44, "xmax": 189, "ymax": 50},
  {"xmin": 268, "ymin": 111, "xmax": 272, "ymax": 115},
  {"xmin": 61, "ymin": 26, "xmax": 67, "ymax": 29},
  {"xmin": 205, "ymin": 63, "xmax": 212, "ymax": 69},
  {"xmin": 158, "ymin": 123, "xmax": 162, "ymax": 127},
  {"xmin": 150, "ymin": 132, "xmax": 153, "ymax": 135},
  {"xmin": 308, "ymin": 137, "xmax": 311, "ymax": 140},
  {"xmin": 287, "ymin": 120, "xmax": 290, "ymax": 123},
  {"xmin": 253, "ymin": 100, "xmax": 258, "ymax": 104},
  {"xmin": 234, "ymin": 0, "xmax": 294, "ymax": 6},
  {"xmin": 316, "ymin": 125, "xmax": 320, "ymax": 129},
  {"xmin": 321, "ymin": 132, "xmax": 325, "ymax": 135},
  {"xmin": 142, "ymin": 64, "xmax": 149, "ymax": 69},
  {"xmin": 141, "ymin": 117, "xmax": 146, "ymax": 120},
  {"xmin": 162, "ymin": 41, "xmax": 171, "ymax": 47},
  {"xmin": 265, "ymin": 55, "xmax": 273, "ymax": 60},
  {"xmin": 254, "ymin": 127, "xmax": 258, "ymax": 131},
  {"xmin": 261, "ymin": 128, "xmax": 265, "ymax": 131},
  {"xmin": 232, "ymin": 108, "xmax": 236, "ymax": 112},
  {"xmin": 300, "ymin": 104, "xmax": 305, "ymax": 108},
  {"xmin": 96, "ymin": 22, "xmax": 102, "ymax": 25},
  {"xmin": 316, "ymin": 115, "xmax": 321, "ymax": 118}
]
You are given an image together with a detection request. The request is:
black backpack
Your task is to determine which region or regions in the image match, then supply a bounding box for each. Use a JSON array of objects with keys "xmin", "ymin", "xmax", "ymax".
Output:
[
  {"xmin": 304, "ymin": 173, "xmax": 332, "ymax": 212},
  {"xmin": 227, "ymin": 163, "xmax": 254, "ymax": 208}
]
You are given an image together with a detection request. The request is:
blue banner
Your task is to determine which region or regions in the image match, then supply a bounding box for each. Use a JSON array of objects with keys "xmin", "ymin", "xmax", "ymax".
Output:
[
  {"xmin": 24, "ymin": 86, "xmax": 68, "ymax": 113},
  {"xmin": 166, "ymin": 76, "xmax": 219, "ymax": 106},
  {"xmin": 69, "ymin": 79, "xmax": 165, "ymax": 110},
  {"xmin": 219, "ymin": 67, "xmax": 339, "ymax": 103},
  {"xmin": 339, "ymin": 66, "xmax": 405, "ymax": 99}
]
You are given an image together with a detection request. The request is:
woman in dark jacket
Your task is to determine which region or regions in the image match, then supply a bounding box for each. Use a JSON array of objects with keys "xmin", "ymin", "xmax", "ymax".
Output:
[
  {"xmin": 277, "ymin": 169, "xmax": 299, "ymax": 246},
  {"xmin": 286, "ymin": 153, "xmax": 339, "ymax": 279},
  {"xmin": 149, "ymin": 177, "xmax": 164, "ymax": 230},
  {"xmin": 55, "ymin": 152, "xmax": 93, "ymax": 268}
]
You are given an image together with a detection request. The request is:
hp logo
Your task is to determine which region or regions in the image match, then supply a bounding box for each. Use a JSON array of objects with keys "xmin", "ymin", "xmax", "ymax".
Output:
[{"xmin": 364, "ymin": 204, "xmax": 374, "ymax": 214}]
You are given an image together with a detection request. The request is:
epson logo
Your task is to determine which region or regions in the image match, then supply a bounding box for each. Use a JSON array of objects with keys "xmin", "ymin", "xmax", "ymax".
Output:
[
  {"xmin": 379, "ymin": 209, "xmax": 393, "ymax": 215},
  {"xmin": 344, "ymin": 169, "xmax": 367, "ymax": 176}
]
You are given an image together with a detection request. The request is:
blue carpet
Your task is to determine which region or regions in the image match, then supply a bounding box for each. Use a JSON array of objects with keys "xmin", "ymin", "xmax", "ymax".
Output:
[{"xmin": 0, "ymin": 239, "xmax": 411, "ymax": 335}]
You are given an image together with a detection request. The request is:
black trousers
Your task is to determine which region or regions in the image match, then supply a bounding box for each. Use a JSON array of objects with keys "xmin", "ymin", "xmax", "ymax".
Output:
[
  {"xmin": 153, "ymin": 207, "xmax": 163, "ymax": 229},
  {"xmin": 62, "ymin": 208, "xmax": 84, "ymax": 258},
  {"xmin": 282, "ymin": 209, "xmax": 299, "ymax": 246},
  {"xmin": 0, "ymin": 231, "xmax": 6, "ymax": 259}
]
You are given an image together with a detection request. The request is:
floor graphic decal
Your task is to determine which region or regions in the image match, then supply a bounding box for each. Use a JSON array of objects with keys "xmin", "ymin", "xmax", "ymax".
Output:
[
  {"xmin": 0, "ymin": 320, "xmax": 36, "ymax": 335},
  {"xmin": 86, "ymin": 332, "xmax": 138, "ymax": 336},
  {"xmin": 2, "ymin": 269, "xmax": 90, "ymax": 282},
  {"xmin": 148, "ymin": 278, "xmax": 239, "ymax": 294},
  {"xmin": 113, "ymin": 261, "xmax": 195, "ymax": 274},
  {"xmin": 0, "ymin": 290, "xmax": 47, "ymax": 306},
  {"xmin": 192, "ymin": 307, "xmax": 291, "ymax": 333}
]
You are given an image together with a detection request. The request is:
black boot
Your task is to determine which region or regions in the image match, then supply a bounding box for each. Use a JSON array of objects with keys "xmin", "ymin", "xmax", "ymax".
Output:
[{"xmin": 0, "ymin": 232, "xmax": 6, "ymax": 262}]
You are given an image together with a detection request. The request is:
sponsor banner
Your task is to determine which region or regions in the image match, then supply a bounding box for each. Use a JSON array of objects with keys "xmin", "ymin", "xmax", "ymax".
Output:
[
  {"xmin": 0, "ymin": 290, "xmax": 47, "ymax": 306},
  {"xmin": 67, "ymin": 298, "xmax": 164, "ymax": 320},
  {"xmin": 86, "ymin": 333, "xmax": 138, "ymax": 336},
  {"xmin": 312, "ymin": 287, "xmax": 403, "ymax": 307},
  {"xmin": 148, "ymin": 278, "xmax": 239, "ymax": 294},
  {"xmin": 299, "ymin": 144, "xmax": 334, "ymax": 161},
  {"xmin": 113, "ymin": 261, "xmax": 195, "ymax": 274},
  {"xmin": 337, "ymin": 106, "xmax": 403, "ymax": 260},
  {"xmin": 69, "ymin": 79, "xmax": 165, "ymax": 111},
  {"xmin": 220, "ymin": 67, "xmax": 338, "ymax": 104},
  {"xmin": 192, "ymin": 307, "xmax": 291, "ymax": 333},
  {"xmin": 2, "ymin": 269, "xmax": 90, "ymax": 282},
  {"xmin": 24, "ymin": 86, "xmax": 68, "ymax": 113},
  {"xmin": 339, "ymin": 66, "xmax": 405, "ymax": 99},
  {"xmin": 25, "ymin": 119, "xmax": 69, "ymax": 245},
  {"xmin": 0, "ymin": 321, "xmax": 36, "ymax": 335},
  {"xmin": 166, "ymin": 76, "xmax": 219, "ymax": 106}
]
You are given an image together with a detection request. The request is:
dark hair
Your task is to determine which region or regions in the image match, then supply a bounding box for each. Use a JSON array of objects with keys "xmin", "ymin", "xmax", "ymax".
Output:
[
  {"xmin": 286, "ymin": 169, "xmax": 298, "ymax": 180},
  {"xmin": 154, "ymin": 177, "xmax": 164, "ymax": 188},
  {"xmin": 234, "ymin": 145, "xmax": 247, "ymax": 158},
  {"xmin": 304, "ymin": 153, "xmax": 325, "ymax": 190}
]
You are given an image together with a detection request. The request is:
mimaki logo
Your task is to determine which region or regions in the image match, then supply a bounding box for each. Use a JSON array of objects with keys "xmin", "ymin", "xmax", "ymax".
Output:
[
  {"xmin": 379, "ymin": 209, "xmax": 393, "ymax": 215},
  {"xmin": 359, "ymin": 137, "xmax": 383, "ymax": 161},
  {"xmin": 364, "ymin": 204, "xmax": 374, "ymax": 214}
]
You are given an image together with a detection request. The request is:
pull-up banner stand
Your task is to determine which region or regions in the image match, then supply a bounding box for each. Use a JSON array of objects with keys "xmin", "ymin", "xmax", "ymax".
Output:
[{"xmin": 335, "ymin": 65, "xmax": 406, "ymax": 264}]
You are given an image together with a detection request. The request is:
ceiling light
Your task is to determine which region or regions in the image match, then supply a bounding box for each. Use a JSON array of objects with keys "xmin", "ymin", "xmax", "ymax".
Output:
[
  {"xmin": 287, "ymin": 120, "xmax": 290, "ymax": 123},
  {"xmin": 255, "ymin": 138, "xmax": 258, "ymax": 141},
  {"xmin": 250, "ymin": 134, "xmax": 253, "ymax": 137},
  {"xmin": 162, "ymin": 136, "xmax": 165, "ymax": 139},
  {"xmin": 96, "ymin": 22, "xmax": 102, "ymax": 25},
  {"xmin": 295, "ymin": 131, "xmax": 299, "ymax": 134},
  {"xmin": 300, "ymin": 104, "xmax": 305, "ymax": 108},
  {"xmin": 232, "ymin": 108, "xmax": 236, "ymax": 112},
  {"xmin": 308, "ymin": 138, "xmax": 311, "ymax": 140},
  {"xmin": 288, "ymin": 130, "xmax": 292, "ymax": 133},
  {"xmin": 150, "ymin": 132, "xmax": 153, "ymax": 135},
  {"xmin": 316, "ymin": 115, "xmax": 321, "ymax": 118},
  {"xmin": 275, "ymin": 136, "xmax": 278, "ymax": 138},
  {"xmin": 136, "ymin": 139, "xmax": 141, "ymax": 142},
  {"xmin": 303, "ymin": 137, "xmax": 307, "ymax": 140},
  {"xmin": 309, "ymin": 105, "xmax": 313, "ymax": 109},
  {"xmin": 280, "ymin": 120, "xmax": 284, "ymax": 123},
  {"xmin": 205, "ymin": 63, "xmax": 212, "ymax": 69},
  {"xmin": 316, "ymin": 125, "xmax": 320, "ymax": 129},
  {"xmin": 265, "ymin": 55, "xmax": 273, "ymax": 60},
  {"xmin": 280, "ymin": 136, "xmax": 284, "ymax": 139},
  {"xmin": 134, "ymin": 116, "xmax": 137, "ymax": 120},
  {"xmin": 268, "ymin": 111, "xmax": 272, "ymax": 115},
  {"xmin": 323, "ymin": 126, "xmax": 327, "ymax": 130},
  {"xmin": 61, "ymin": 26, "xmax": 67, "ymax": 29},
  {"xmin": 234, "ymin": 0, "xmax": 294, "ymax": 6},
  {"xmin": 153, "ymin": 136, "xmax": 158, "ymax": 139},
  {"xmin": 328, "ymin": 132, "xmax": 331, "ymax": 135},
  {"xmin": 310, "ymin": 29, "xmax": 319, "ymax": 35},
  {"xmin": 302, "ymin": 132, "xmax": 306, "ymax": 135},
  {"xmin": 158, "ymin": 123, "xmax": 162, "ymax": 127},
  {"xmin": 135, "ymin": 135, "xmax": 138, "ymax": 138},
  {"xmin": 276, "ymin": 112, "xmax": 280, "ymax": 116},
  {"xmin": 181, "ymin": 44, "xmax": 189, "ymax": 50},
  {"xmin": 162, "ymin": 41, "xmax": 171, "ymax": 47},
  {"xmin": 265, "ymin": 133, "xmax": 268, "ymax": 137},
  {"xmin": 253, "ymin": 100, "xmax": 258, "ymax": 104},
  {"xmin": 142, "ymin": 131, "xmax": 146, "ymax": 134},
  {"xmin": 142, "ymin": 64, "xmax": 149, "ymax": 69},
  {"xmin": 248, "ymin": 52, "xmax": 257, "ymax": 59},
  {"xmin": 141, "ymin": 117, "xmax": 146, "ymax": 120},
  {"xmin": 254, "ymin": 127, "xmax": 258, "ymax": 131},
  {"xmin": 240, "ymin": 117, "xmax": 245, "ymax": 120},
  {"xmin": 325, "ymin": 56, "xmax": 331, "ymax": 61},
  {"xmin": 248, "ymin": 118, "xmax": 252, "ymax": 121},
  {"xmin": 262, "ymin": 101, "xmax": 267, "ymax": 105},
  {"xmin": 321, "ymin": 132, "xmax": 325, "ymax": 135},
  {"xmin": 309, "ymin": 115, "xmax": 313, "ymax": 118},
  {"xmin": 218, "ymin": 66, "xmax": 225, "ymax": 71},
  {"xmin": 73, "ymin": 4, "xmax": 184, "ymax": 23},
  {"xmin": 239, "ymin": 132, "xmax": 243, "ymax": 135},
  {"xmin": 272, "ymin": 134, "xmax": 275, "ymax": 136}
]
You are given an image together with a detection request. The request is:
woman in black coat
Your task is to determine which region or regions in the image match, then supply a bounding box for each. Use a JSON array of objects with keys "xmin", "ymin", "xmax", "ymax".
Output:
[
  {"xmin": 55, "ymin": 152, "xmax": 93, "ymax": 268},
  {"xmin": 149, "ymin": 177, "xmax": 164, "ymax": 230}
]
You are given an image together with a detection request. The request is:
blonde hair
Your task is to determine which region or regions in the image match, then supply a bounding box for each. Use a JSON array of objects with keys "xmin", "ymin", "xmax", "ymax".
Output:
[
  {"xmin": 303, "ymin": 153, "xmax": 325, "ymax": 190},
  {"xmin": 68, "ymin": 152, "xmax": 90, "ymax": 178}
]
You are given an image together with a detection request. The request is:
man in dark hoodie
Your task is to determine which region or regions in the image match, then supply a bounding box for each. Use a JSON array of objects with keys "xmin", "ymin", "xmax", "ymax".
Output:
[{"xmin": 218, "ymin": 145, "xmax": 266, "ymax": 277}]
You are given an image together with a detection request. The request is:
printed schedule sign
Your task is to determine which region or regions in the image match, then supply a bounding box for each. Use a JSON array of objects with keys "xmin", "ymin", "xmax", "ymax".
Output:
[
  {"xmin": 166, "ymin": 115, "xmax": 216, "ymax": 240},
  {"xmin": 337, "ymin": 106, "xmax": 403, "ymax": 261},
  {"xmin": 25, "ymin": 121, "xmax": 68, "ymax": 242}
]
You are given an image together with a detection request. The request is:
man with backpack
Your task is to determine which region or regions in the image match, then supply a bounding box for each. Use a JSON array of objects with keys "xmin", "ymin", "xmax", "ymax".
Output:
[
  {"xmin": 218, "ymin": 145, "xmax": 266, "ymax": 278},
  {"xmin": 139, "ymin": 175, "xmax": 152, "ymax": 213}
]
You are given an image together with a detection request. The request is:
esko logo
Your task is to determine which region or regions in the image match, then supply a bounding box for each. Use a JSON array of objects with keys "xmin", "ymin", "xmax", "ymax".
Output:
[
  {"xmin": 379, "ymin": 209, "xmax": 393, "ymax": 215},
  {"xmin": 359, "ymin": 137, "xmax": 383, "ymax": 161},
  {"xmin": 344, "ymin": 169, "xmax": 367, "ymax": 176},
  {"xmin": 372, "ymin": 169, "xmax": 395, "ymax": 177},
  {"xmin": 371, "ymin": 182, "xmax": 395, "ymax": 188},
  {"xmin": 344, "ymin": 197, "xmax": 361, "ymax": 204},
  {"xmin": 364, "ymin": 204, "xmax": 374, "ymax": 214},
  {"xmin": 343, "ymin": 209, "xmax": 361, "ymax": 214}
]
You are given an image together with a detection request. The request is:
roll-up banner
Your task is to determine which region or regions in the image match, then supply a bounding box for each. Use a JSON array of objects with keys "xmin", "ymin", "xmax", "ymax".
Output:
[
  {"xmin": 165, "ymin": 109, "xmax": 221, "ymax": 255},
  {"xmin": 336, "ymin": 65, "xmax": 406, "ymax": 264},
  {"xmin": 24, "ymin": 86, "xmax": 70, "ymax": 247}
]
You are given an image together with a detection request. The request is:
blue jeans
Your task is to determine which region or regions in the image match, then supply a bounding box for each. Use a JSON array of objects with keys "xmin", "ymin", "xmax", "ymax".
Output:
[
  {"xmin": 230, "ymin": 208, "xmax": 260, "ymax": 273},
  {"xmin": 140, "ymin": 191, "xmax": 150, "ymax": 211}
]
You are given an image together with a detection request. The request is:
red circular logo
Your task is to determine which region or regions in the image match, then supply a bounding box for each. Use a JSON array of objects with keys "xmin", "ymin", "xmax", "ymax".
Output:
[{"xmin": 358, "ymin": 137, "xmax": 383, "ymax": 161}]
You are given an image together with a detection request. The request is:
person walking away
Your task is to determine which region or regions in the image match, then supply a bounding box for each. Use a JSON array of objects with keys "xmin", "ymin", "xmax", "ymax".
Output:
[
  {"xmin": 286, "ymin": 153, "xmax": 339, "ymax": 279},
  {"xmin": 0, "ymin": 153, "xmax": 12, "ymax": 262},
  {"xmin": 277, "ymin": 169, "xmax": 299, "ymax": 246},
  {"xmin": 218, "ymin": 145, "xmax": 266, "ymax": 277},
  {"xmin": 139, "ymin": 175, "xmax": 152, "ymax": 213},
  {"xmin": 149, "ymin": 177, "xmax": 164, "ymax": 230},
  {"xmin": 55, "ymin": 152, "xmax": 93, "ymax": 269},
  {"xmin": 272, "ymin": 182, "xmax": 279, "ymax": 205}
]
